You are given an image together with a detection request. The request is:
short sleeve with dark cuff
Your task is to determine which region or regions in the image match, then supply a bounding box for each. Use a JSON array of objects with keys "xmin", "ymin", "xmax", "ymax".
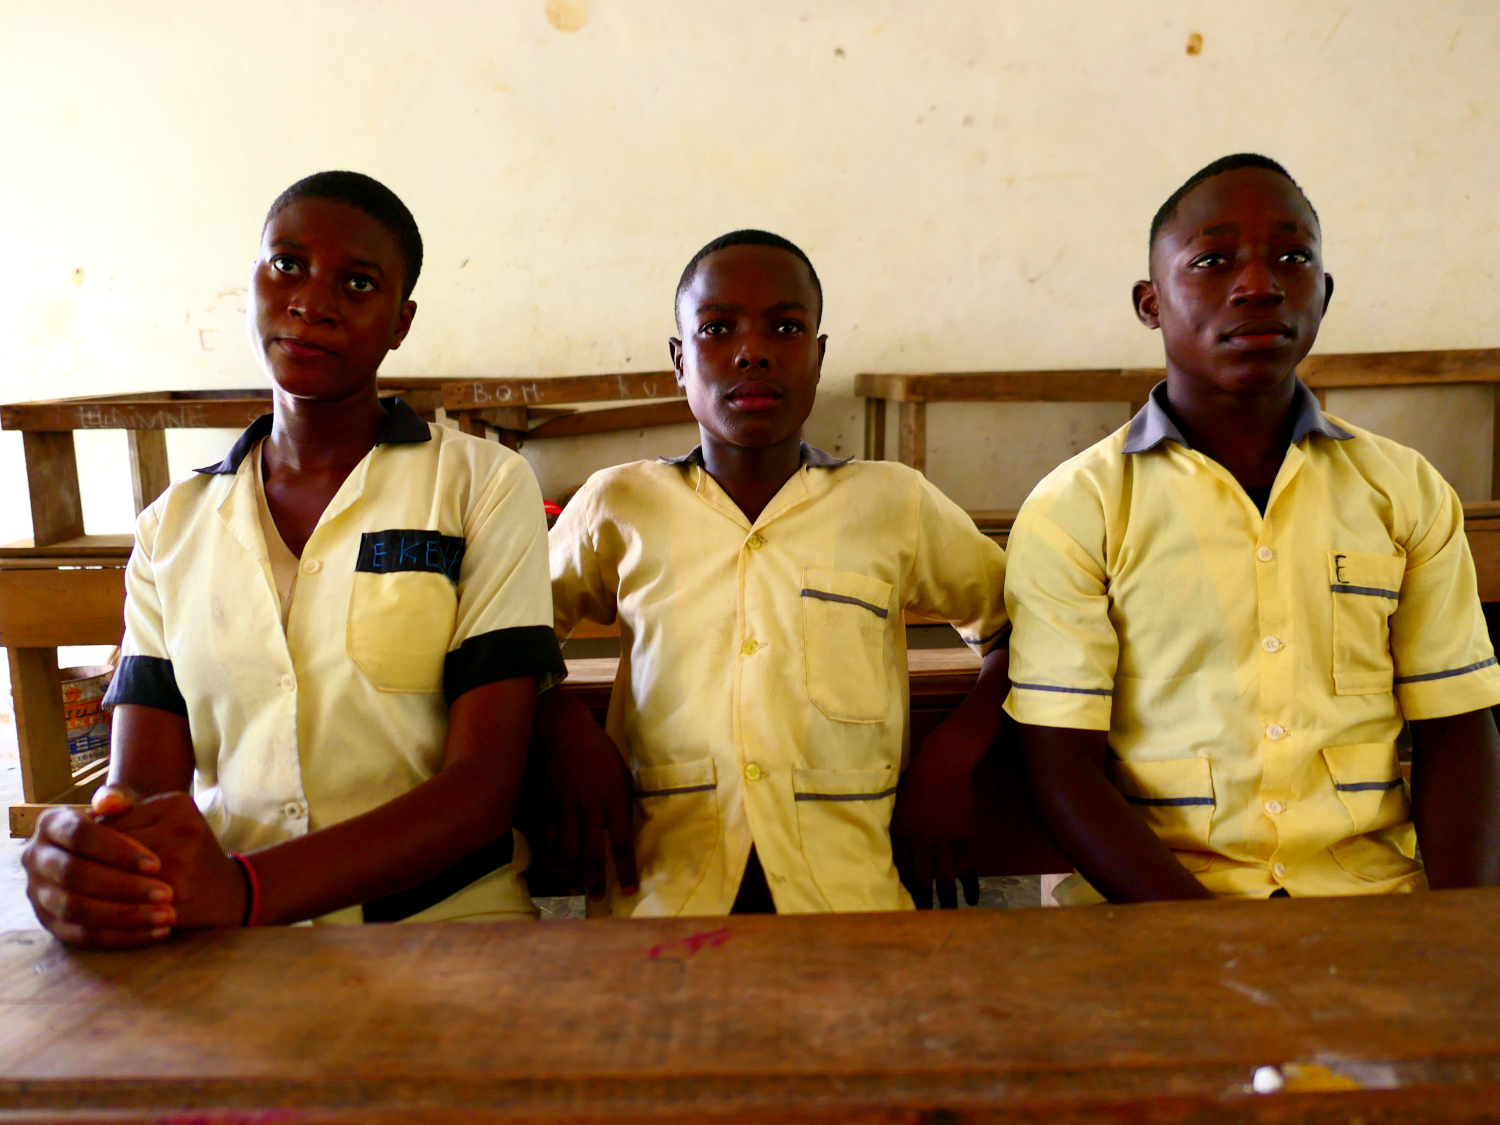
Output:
[
  {"xmin": 443, "ymin": 625, "xmax": 566, "ymax": 705},
  {"xmin": 102, "ymin": 655, "xmax": 188, "ymax": 716}
]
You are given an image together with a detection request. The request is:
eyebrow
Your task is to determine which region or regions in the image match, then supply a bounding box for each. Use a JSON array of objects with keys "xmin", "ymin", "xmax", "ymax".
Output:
[{"xmin": 1195, "ymin": 219, "xmax": 1312, "ymax": 239}]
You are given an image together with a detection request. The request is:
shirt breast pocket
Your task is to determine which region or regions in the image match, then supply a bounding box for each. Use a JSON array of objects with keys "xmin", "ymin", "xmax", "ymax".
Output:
[
  {"xmin": 801, "ymin": 568, "xmax": 894, "ymax": 723},
  {"xmin": 1329, "ymin": 551, "xmax": 1405, "ymax": 695},
  {"xmin": 347, "ymin": 530, "xmax": 464, "ymax": 694}
]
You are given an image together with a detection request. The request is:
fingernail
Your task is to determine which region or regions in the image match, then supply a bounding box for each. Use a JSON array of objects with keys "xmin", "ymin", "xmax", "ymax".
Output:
[
  {"xmin": 151, "ymin": 909, "xmax": 174, "ymax": 926},
  {"xmin": 147, "ymin": 887, "xmax": 172, "ymax": 903},
  {"xmin": 137, "ymin": 857, "xmax": 159, "ymax": 873},
  {"xmin": 150, "ymin": 927, "xmax": 171, "ymax": 940},
  {"xmin": 621, "ymin": 886, "xmax": 638, "ymax": 896}
]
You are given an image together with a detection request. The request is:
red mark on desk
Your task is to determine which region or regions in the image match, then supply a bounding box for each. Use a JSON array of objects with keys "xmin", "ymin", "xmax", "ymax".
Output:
[{"xmin": 647, "ymin": 927, "xmax": 734, "ymax": 961}]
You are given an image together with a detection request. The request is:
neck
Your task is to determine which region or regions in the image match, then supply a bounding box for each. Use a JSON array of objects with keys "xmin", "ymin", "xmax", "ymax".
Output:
[
  {"xmin": 699, "ymin": 430, "xmax": 804, "ymax": 524},
  {"xmin": 1162, "ymin": 368, "xmax": 1300, "ymax": 489},
  {"xmin": 265, "ymin": 383, "xmax": 386, "ymax": 473}
]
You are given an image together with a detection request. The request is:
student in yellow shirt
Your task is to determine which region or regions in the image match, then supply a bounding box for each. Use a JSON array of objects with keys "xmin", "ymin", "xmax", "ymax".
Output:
[
  {"xmin": 531, "ymin": 230, "xmax": 1010, "ymax": 915},
  {"xmin": 22, "ymin": 172, "xmax": 563, "ymax": 946},
  {"xmin": 1006, "ymin": 154, "xmax": 1500, "ymax": 903}
]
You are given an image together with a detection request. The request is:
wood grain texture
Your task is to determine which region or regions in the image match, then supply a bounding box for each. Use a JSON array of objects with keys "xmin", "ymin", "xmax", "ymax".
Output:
[
  {"xmin": 6, "ymin": 648, "xmax": 71, "ymax": 803},
  {"xmin": 0, "ymin": 566, "xmax": 126, "ymax": 648},
  {"xmin": 898, "ymin": 401, "xmax": 926, "ymax": 474},
  {"xmin": 1, "ymin": 890, "xmax": 1497, "ymax": 1122},
  {"xmin": 444, "ymin": 371, "xmax": 682, "ymax": 411},
  {"xmin": 855, "ymin": 370, "xmax": 1163, "ymax": 404},
  {"xmin": 125, "ymin": 429, "xmax": 170, "ymax": 515},
  {"xmin": 864, "ymin": 397, "xmax": 886, "ymax": 460},
  {"xmin": 20, "ymin": 432, "xmax": 84, "ymax": 548},
  {"xmin": 0, "ymin": 535, "xmax": 133, "ymax": 561},
  {"xmin": 524, "ymin": 399, "xmax": 695, "ymax": 441}
]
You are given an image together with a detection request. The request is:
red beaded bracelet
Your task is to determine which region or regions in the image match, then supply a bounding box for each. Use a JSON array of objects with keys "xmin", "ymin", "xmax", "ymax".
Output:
[{"xmin": 229, "ymin": 852, "xmax": 261, "ymax": 927}]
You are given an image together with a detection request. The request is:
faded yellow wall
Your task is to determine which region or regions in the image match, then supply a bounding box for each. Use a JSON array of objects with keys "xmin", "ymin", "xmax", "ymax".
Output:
[{"xmin": 3, "ymin": 0, "xmax": 1498, "ymax": 541}]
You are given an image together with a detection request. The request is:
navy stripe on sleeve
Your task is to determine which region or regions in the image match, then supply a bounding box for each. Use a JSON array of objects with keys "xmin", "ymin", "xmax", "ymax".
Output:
[
  {"xmin": 443, "ymin": 625, "xmax": 567, "ymax": 705},
  {"xmin": 101, "ymin": 655, "xmax": 188, "ymax": 716}
]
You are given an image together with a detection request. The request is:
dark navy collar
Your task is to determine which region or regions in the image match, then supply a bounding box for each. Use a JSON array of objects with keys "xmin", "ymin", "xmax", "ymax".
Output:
[
  {"xmin": 1121, "ymin": 378, "xmax": 1352, "ymax": 456},
  {"xmin": 194, "ymin": 395, "xmax": 432, "ymax": 475},
  {"xmin": 658, "ymin": 442, "xmax": 852, "ymax": 469}
]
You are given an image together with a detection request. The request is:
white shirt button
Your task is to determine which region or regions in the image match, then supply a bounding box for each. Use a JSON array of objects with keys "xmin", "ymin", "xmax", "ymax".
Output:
[
  {"xmin": 1265, "ymin": 724, "xmax": 1287, "ymax": 741},
  {"xmin": 1256, "ymin": 546, "xmax": 1275, "ymax": 562},
  {"xmin": 1272, "ymin": 862, "xmax": 1288, "ymax": 880},
  {"xmin": 280, "ymin": 674, "xmax": 296, "ymax": 691},
  {"xmin": 302, "ymin": 558, "xmax": 322, "ymax": 574},
  {"xmin": 1262, "ymin": 637, "xmax": 1283, "ymax": 653},
  {"xmin": 283, "ymin": 800, "xmax": 307, "ymax": 819},
  {"xmin": 1263, "ymin": 799, "xmax": 1284, "ymax": 816}
]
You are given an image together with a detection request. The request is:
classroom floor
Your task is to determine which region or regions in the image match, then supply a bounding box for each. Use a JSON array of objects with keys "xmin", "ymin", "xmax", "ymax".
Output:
[{"xmin": 0, "ymin": 653, "xmax": 1039, "ymax": 931}]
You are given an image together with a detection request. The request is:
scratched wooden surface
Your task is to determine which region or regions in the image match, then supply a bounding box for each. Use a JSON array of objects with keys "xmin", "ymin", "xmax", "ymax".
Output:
[{"xmin": 0, "ymin": 890, "xmax": 1497, "ymax": 1123}]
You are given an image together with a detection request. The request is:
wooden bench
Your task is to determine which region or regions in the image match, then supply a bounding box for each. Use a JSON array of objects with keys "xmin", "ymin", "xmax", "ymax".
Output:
[
  {"xmin": 442, "ymin": 370, "xmax": 694, "ymax": 449},
  {"xmin": 3, "ymin": 887, "xmax": 1497, "ymax": 1122}
]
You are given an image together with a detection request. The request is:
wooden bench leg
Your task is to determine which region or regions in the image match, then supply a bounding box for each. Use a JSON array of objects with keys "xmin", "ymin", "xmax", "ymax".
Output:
[
  {"xmin": 127, "ymin": 429, "xmax": 171, "ymax": 514},
  {"xmin": 1491, "ymin": 387, "xmax": 1500, "ymax": 501},
  {"xmin": 897, "ymin": 402, "xmax": 926, "ymax": 474},
  {"xmin": 8, "ymin": 647, "xmax": 72, "ymax": 804},
  {"xmin": 864, "ymin": 398, "xmax": 886, "ymax": 461},
  {"xmin": 22, "ymin": 432, "xmax": 84, "ymax": 547}
]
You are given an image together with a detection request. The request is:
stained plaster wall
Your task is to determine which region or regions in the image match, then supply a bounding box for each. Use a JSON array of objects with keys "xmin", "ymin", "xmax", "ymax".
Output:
[{"xmin": 2, "ymin": 0, "xmax": 1497, "ymax": 542}]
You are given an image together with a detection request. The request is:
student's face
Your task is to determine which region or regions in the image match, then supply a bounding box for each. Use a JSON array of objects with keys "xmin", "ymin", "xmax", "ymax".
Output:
[
  {"xmin": 1134, "ymin": 167, "xmax": 1333, "ymax": 396},
  {"xmin": 669, "ymin": 245, "xmax": 826, "ymax": 451},
  {"xmin": 250, "ymin": 197, "xmax": 416, "ymax": 400}
]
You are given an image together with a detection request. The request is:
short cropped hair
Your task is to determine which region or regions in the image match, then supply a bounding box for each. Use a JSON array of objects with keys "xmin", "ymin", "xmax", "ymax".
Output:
[
  {"xmin": 675, "ymin": 229, "xmax": 823, "ymax": 331},
  {"xmin": 1149, "ymin": 153, "xmax": 1319, "ymax": 251},
  {"xmin": 264, "ymin": 171, "xmax": 424, "ymax": 300}
]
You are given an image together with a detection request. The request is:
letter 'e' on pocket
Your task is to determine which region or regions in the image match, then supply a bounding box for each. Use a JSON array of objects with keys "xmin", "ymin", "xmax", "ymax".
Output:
[
  {"xmin": 801, "ymin": 568, "xmax": 895, "ymax": 723},
  {"xmin": 1321, "ymin": 742, "xmax": 1408, "ymax": 835},
  {"xmin": 347, "ymin": 571, "xmax": 457, "ymax": 693},
  {"xmin": 1107, "ymin": 757, "xmax": 1216, "ymax": 858},
  {"xmin": 1329, "ymin": 550, "xmax": 1405, "ymax": 695}
]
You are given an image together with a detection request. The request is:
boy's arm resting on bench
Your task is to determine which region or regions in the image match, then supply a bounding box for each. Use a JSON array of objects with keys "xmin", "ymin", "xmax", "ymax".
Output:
[
  {"xmin": 892, "ymin": 647, "xmax": 1009, "ymax": 909},
  {"xmin": 1019, "ymin": 722, "xmax": 1214, "ymax": 902},
  {"xmin": 1410, "ymin": 709, "xmax": 1500, "ymax": 888},
  {"xmin": 524, "ymin": 687, "xmax": 639, "ymax": 900}
]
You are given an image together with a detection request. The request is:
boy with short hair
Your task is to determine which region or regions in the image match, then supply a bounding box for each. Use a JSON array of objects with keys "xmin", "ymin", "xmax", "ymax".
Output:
[
  {"xmin": 1007, "ymin": 154, "xmax": 1500, "ymax": 903},
  {"xmin": 534, "ymin": 230, "xmax": 1010, "ymax": 915},
  {"xmin": 23, "ymin": 172, "xmax": 563, "ymax": 945}
]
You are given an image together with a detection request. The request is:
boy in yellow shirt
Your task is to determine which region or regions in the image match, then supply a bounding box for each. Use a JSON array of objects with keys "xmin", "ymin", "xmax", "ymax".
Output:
[
  {"xmin": 533, "ymin": 230, "xmax": 1010, "ymax": 915},
  {"xmin": 1006, "ymin": 154, "xmax": 1500, "ymax": 903}
]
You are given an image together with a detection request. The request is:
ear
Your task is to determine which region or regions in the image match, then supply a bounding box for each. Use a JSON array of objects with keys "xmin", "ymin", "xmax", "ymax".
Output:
[
  {"xmin": 1322, "ymin": 273, "xmax": 1335, "ymax": 314},
  {"xmin": 815, "ymin": 334, "xmax": 827, "ymax": 385},
  {"xmin": 669, "ymin": 337, "xmax": 685, "ymax": 389},
  {"xmin": 389, "ymin": 300, "xmax": 417, "ymax": 350},
  {"xmin": 1132, "ymin": 280, "xmax": 1160, "ymax": 330}
]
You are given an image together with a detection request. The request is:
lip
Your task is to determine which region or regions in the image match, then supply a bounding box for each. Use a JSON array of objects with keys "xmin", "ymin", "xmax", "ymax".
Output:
[
  {"xmin": 724, "ymin": 380, "xmax": 784, "ymax": 411},
  {"xmin": 274, "ymin": 336, "xmax": 339, "ymax": 361},
  {"xmin": 1221, "ymin": 320, "xmax": 1294, "ymax": 350}
]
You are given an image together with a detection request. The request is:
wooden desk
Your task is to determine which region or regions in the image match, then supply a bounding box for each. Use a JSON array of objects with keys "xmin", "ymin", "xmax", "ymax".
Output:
[
  {"xmin": 2, "ymin": 889, "xmax": 1497, "ymax": 1122},
  {"xmin": 442, "ymin": 371, "xmax": 694, "ymax": 450}
]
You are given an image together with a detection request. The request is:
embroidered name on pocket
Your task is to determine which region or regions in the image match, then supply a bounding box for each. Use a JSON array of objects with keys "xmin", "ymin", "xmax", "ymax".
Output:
[{"xmin": 357, "ymin": 530, "xmax": 465, "ymax": 583}]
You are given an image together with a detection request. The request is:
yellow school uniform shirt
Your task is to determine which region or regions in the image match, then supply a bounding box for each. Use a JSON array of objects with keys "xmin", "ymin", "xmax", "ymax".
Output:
[
  {"xmin": 550, "ymin": 444, "xmax": 1009, "ymax": 916},
  {"xmin": 103, "ymin": 397, "xmax": 565, "ymax": 923},
  {"xmin": 1004, "ymin": 379, "xmax": 1500, "ymax": 902}
]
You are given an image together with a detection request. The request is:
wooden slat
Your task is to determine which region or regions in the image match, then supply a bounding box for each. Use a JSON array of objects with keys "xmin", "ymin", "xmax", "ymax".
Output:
[
  {"xmin": 1300, "ymin": 347, "xmax": 1500, "ymax": 387},
  {"xmin": 856, "ymin": 370, "xmax": 1163, "ymax": 404},
  {"xmin": 0, "ymin": 534, "xmax": 134, "ymax": 561},
  {"xmin": 7, "ymin": 648, "xmax": 72, "ymax": 803},
  {"xmin": 525, "ymin": 399, "xmax": 695, "ymax": 441},
  {"xmin": 897, "ymin": 401, "xmax": 926, "ymax": 473},
  {"xmin": 864, "ymin": 396, "xmax": 886, "ymax": 460},
  {"xmin": 0, "ymin": 567, "xmax": 126, "ymax": 648},
  {"xmin": 3, "ymin": 891, "xmax": 1499, "ymax": 1121},
  {"xmin": 21, "ymin": 432, "xmax": 84, "ymax": 548},
  {"xmin": 126, "ymin": 429, "xmax": 170, "ymax": 515},
  {"xmin": 443, "ymin": 371, "xmax": 681, "ymax": 411},
  {"xmin": 9, "ymin": 802, "xmax": 88, "ymax": 840}
]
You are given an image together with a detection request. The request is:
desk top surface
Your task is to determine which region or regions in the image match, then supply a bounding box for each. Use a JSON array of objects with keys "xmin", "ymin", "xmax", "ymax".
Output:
[{"xmin": 2, "ymin": 889, "xmax": 1498, "ymax": 1123}]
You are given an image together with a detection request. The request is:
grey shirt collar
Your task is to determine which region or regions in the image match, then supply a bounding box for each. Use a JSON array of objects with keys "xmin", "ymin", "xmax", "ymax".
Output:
[
  {"xmin": 194, "ymin": 395, "xmax": 432, "ymax": 475},
  {"xmin": 658, "ymin": 442, "xmax": 852, "ymax": 468},
  {"xmin": 1121, "ymin": 378, "xmax": 1352, "ymax": 455}
]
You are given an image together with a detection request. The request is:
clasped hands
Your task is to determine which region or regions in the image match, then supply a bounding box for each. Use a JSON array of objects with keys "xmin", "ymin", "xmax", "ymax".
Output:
[{"xmin": 21, "ymin": 787, "xmax": 246, "ymax": 949}]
